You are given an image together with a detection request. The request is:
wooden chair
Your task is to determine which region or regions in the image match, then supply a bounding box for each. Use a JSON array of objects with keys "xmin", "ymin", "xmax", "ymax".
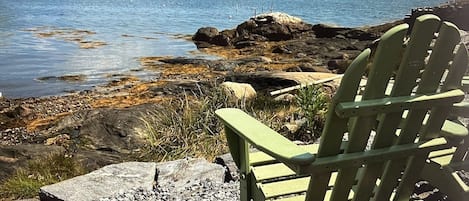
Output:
[
  {"xmin": 216, "ymin": 14, "xmax": 468, "ymax": 201},
  {"xmin": 421, "ymin": 69, "xmax": 469, "ymax": 200}
]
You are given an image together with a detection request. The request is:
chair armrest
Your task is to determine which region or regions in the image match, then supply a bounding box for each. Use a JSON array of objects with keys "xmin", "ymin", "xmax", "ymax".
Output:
[{"xmin": 215, "ymin": 108, "xmax": 315, "ymax": 166}]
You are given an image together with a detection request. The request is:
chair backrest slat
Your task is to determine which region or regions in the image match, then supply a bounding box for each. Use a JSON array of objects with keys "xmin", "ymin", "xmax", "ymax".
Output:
[
  {"xmin": 305, "ymin": 49, "xmax": 371, "ymax": 201},
  {"xmin": 447, "ymin": 45, "xmax": 469, "ymax": 162},
  {"xmin": 372, "ymin": 15, "xmax": 442, "ymax": 201},
  {"xmin": 374, "ymin": 17, "xmax": 463, "ymax": 201},
  {"xmin": 328, "ymin": 24, "xmax": 409, "ymax": 201}
]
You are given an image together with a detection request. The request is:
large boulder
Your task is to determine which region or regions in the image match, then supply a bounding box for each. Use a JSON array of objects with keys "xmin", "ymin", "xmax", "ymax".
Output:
[
  {"xmin": 220, "ymin": 82, "xmax": 257, "ymax": 101},
  {"xmin": 192, "ymin": 27, "xmax": 219, "ymax": 42},
  {"xmin": 44, "ymin": 104, "xmax": 160, "ymax": 154},
  {"xmin": 39, "ymin": 162, "xmax": 157, "ymax": 201}
]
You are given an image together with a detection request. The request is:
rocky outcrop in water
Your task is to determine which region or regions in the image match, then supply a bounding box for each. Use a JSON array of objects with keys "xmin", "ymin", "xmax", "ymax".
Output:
[
  {"xmin": 192, "ymin": 12, "xmax": 381, "ymax": 50},
  {"xmin": 193, "ymin": 12, "xmax": 313, "ymax": 48},
  {"xmin": 406, "ymin": 1, "xmax": 469, "ymax": 31}
]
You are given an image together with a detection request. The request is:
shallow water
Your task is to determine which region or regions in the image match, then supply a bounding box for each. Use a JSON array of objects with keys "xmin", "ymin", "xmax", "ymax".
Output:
[{"xmin": 0, "ymin": 0, "xmax": 446, "ymax": 98}]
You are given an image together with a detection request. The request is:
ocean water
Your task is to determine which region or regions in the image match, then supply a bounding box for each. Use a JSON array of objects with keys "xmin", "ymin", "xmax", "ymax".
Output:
[{"xmin": 0, "ymin": 0, "xmax": 446, "ymax": 98}]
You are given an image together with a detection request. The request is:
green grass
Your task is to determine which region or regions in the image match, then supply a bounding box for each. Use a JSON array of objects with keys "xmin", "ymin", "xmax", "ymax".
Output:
[
  {"xmin": 137, "ymin": 85, "xmax": 296, "ymax": 162},
  {"xmin": 0, "ymin": 153, "xmax": 87, "ymax": 199},
  {"xmin": 138, "ymin": 87, "xmax": 235, "ymax": 161},
  {"xmin": 137, "ymin": 82, "xmax": 331, "ymax": 162}
]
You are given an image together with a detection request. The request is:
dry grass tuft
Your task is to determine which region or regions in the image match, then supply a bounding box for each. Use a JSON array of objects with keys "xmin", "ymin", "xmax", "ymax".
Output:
[{"xmin": 0, "ymin": 153, "xmax": 86, "ymax": 199}]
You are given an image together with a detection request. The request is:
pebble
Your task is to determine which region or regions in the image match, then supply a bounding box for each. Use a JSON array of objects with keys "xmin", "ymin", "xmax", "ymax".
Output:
[{"xmin": 0, "ymin": 127, "xmax": 40, "ymax": 145}]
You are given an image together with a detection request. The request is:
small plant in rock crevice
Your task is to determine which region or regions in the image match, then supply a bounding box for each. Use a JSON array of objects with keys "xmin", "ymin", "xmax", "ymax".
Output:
[{"xmin": 295, "ymin": 84, "xmax": 329, "ymax": 140}]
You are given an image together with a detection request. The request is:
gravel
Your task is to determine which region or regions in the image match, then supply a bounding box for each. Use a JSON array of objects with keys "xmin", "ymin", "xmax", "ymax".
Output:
[
  {"xmin": 98, "ymin": 179, "xmax": 240, "ymax": 201},
  {"xmin": 0, "ymin": 127, "xmax": 40, "ymax": 145}
]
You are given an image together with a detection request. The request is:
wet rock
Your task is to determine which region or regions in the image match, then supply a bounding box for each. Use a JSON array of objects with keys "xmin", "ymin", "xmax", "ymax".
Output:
[
  {"xmin": 286, "ymin": 63, "xmax": 331, "ymax": 73},
  {"xmin": 312, "ymin": 24, "xmax": 378, "ymax": 41},
  {"xmin": 79, "ymin": 41, "xmax": 107, "ymax": 49},
  {"xmin": 220, "ymin": 82, "xmax": 257, "ymax": 101},
  {"xmin": 235, "ymin": 56, "xmax": 272, "ymax": 65},
  {"xmin": 234, "ymin": 40, "xmax": 257, "ymax": 49},
  {"xmin": 220, "ymin": 29, "xmax": 237, "ymax": 40},
  {"xmin": 343, "ymin": 29, "xmax": 378, "ymax": 41},
  {"xmin": 210, "ymin": 34, "xmax": 231, "ymax": 46},
  {"xmin": 193, "ymin": 27, "xmax": 225, "ymax": 48},
  {"xmin": 193, "ymin": 41, "xmax": 212, "ymax": 48},
  {"xmin": 193, "ymin": 27, "xmax": 219, "ymax": 42},
  {"xmin": 158, "ymin": 57, "xmax": 210, "ymax": 65},
  {"xmin": 39, "ymin": 162, "xmax": 157, "ymax": 201},
  {"xmin": 0, "ymin": 144, "xmax": 66, "ymax": 180},
  {"xmin": 312, "ymin": 24, "xmax": 349, "ymax": 38},
  {"xmin": 37, "ymin": 75, "xmax": 87, "ymax": 82},
  {"xmin": 272, "ymin": 45, "xmax": 293, "ymax": 54}
]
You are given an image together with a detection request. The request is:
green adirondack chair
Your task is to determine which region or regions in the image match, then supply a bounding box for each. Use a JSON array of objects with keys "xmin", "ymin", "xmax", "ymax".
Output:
[
  {"xmin": 421, "ymin": 71, "xmax": 469, "ymax": 200},
  {"xmin": 216, "ymin": 14, "xmax": 468, "ymax": 201}
]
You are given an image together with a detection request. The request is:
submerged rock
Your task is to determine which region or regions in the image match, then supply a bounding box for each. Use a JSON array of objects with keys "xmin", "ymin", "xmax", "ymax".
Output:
[{"xmin": 37, "ymin": 74, "xmax": 87, "ymax": 82}]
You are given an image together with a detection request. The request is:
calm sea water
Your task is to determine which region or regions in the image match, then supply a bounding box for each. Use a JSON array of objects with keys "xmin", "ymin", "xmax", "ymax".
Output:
[{"xmin": 0, "ymin": 0, "xmax": 446, "ymax": 98}]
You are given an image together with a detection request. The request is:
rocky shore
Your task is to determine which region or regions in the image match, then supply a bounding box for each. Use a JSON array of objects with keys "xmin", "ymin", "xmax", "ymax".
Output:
[{"xmin": 1, "ymin": 2, "xmax": 469, "ymax": 200}]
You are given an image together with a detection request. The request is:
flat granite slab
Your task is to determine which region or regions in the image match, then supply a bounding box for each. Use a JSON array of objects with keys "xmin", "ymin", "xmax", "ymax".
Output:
[{"xmin": 39, "ymin": 162, "xmax": 157, "ymax": 201}]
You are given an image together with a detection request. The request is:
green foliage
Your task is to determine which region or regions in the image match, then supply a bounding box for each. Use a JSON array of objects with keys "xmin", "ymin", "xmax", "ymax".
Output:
[
  {"xmin": 0, "ymin": 153, "xmax": 87, "ymax": 199},
  {"xmin": 295, "ymin": 84, "xmax": 329, "ymax": 138}
]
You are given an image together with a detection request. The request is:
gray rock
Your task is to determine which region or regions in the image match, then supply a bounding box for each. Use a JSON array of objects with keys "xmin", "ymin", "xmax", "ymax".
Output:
[
  {"xmin": 156, "ymin": 158, "xmax": 226, "ymax": 192},
  {"xmin": 220, "ymin": 82, "xmax": 257, "ymax": 101},
  {"xmin": 45, "ymin": 104, "xmax": 160, "ymax": 154},
  {"xmin": 284, "ymin": 118, "xmax": 307, "ymax": 135},
  {"xmin": 99, "ymin": 158, "xmax": 235, "ymax": 201},
  {"xmin": 39, "ymin": 162, "xmax": 157, "ymax": 201},
  {"xmin": 99, "ymin": 179, "xmax": 240, "ymax": 201},
  {"xmin": 274, "ymin": 93, "xmax": 296, "ymax": 103}
]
